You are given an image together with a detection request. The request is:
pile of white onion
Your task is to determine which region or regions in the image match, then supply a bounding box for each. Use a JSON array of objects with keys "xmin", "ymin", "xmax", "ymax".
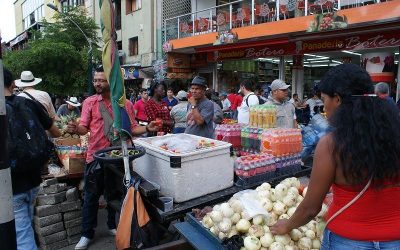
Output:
[{"xmin": 201, "ymin": 177, "xmax": 327, "ymax": 250}]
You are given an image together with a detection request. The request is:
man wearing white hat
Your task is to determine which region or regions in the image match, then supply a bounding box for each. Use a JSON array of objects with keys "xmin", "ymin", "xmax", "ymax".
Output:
[
  {"xmin": 57, "ymin": 97, "xmax": 81, "ymax": 117},
  {"xmin": 16, "ymin": 71, "xmax": 57, "ymax": 120},
  {"xmin": 265, "ymin": 79, "xmax": 297, "ymax": 128}
]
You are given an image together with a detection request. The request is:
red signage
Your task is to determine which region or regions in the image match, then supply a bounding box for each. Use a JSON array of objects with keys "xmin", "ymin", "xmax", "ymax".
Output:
[
  {"xmin": 208, "ymin": 43, "xmax": 296, "ymax": 61},
  {"xmin": 301, "ymin": 31, "xmax": 400, "ymax": 53}
]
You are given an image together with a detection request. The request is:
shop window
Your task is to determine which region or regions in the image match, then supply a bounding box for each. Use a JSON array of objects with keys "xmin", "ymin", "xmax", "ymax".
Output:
[
  {"xmin": 128, "ymin": 37, "xmax": 138, "ymax": 56},
  {"xmin": 126, "ymin": 0, "xmax": 142, "ymax": 14},
  {"xmin": 117, "ymin": 41, "xmax": 122, "ymax": 50},
  {"xmin": 115, "ymin": 0, "xmax": 122, "ymax": 30}
]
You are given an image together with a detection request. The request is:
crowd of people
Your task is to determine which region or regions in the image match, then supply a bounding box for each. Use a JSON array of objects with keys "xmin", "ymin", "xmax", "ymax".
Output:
[{"xmin": 3, "ymin": 63, "xmax": 400, "ymax": 250}]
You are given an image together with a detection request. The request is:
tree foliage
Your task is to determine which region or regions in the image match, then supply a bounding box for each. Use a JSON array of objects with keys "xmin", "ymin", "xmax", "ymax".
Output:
[{"xmin": 4, "ymin": 7, "xmax": 101, "ymax": 96}]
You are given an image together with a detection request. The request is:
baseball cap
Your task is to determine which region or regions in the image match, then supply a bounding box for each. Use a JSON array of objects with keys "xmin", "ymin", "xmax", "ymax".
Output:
[
  {"xmin": 270, "ymin": 79, "xmax": 290, "ymax": 91},
  {"xmin": 176, "ymin": 90, "xmax": 188, "ymax": 100},
  {"xmin": 191, "ymin": 76, "xmax": 207, "ymax": 87}
]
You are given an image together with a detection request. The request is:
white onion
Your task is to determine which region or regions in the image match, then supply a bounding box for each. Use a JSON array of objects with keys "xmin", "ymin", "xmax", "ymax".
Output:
[
  {"xmin": 248, "ymin": 224, "xmax": 265, "ymax": 238},
  {"xmin": 263, "ymin": 225, "xmax": 270, "ymax": 233},
  {"xmin": 317, "ymin": 203, "xmax": 328, "ymax": 218},
  {"xmin": 260, "ymin": 182, "xmax": 271, "ymax": 190},
  {"xmin": 210, "ymin": 210, "xmax": 223, "ymax": 223},
  {"xmin": 270, "ymin": 241, "xmax": 285, "ymax": 250},
  {"xmin": 275, "ymin": 183, "xmax": 289, "ymax": 199},
  {"xmin": 270, "ymin": 189, "xmax": 278, "ymax": 201},
  {"xmin": 213, "ymin": 204, "xmax": 221, "ymax": 211},
  {"xmin": 218, "ymin": 218, "xmax": 232, "ymax": 233},
  {"xmin": 285, "ymin": 246, "xmax": 299, "ymax": 250},
  {"xmin": 230, "ymin": 200, "xmax": 243, "ymax": 213},
  {"xmin": 298, "ymin": 237, "xmax": 312, "ymax": 250},
  {"xmin": 260, "ymin": 233, "xmax": 274, "ymax": 247},
  {"xmin": 273, "ymin": 201, "xmax": 288, "ymax": 215},
  {"xmin": 287, "ymin": 207, "xmax": 296, "ymax": 217},
  {"xmin": 305, "ymin": 229, "xmax": 316, "ymax": 239},
  {"xmin": 312, "ymin": 239, "xmax": 321, "ymax": 249},
  {"xmin": 236, "ymin": 219, "xmax": 251, "ymax": 233},
  {"xmin": 201, "ymin": 214, "xmax": 214, "ymax": 228},
  {"xmin": 244, "ymin": 236, "xmax": 262, "ymax": 250},
  {"xmin": 263, "ymin": 199, "xmax": 273, "ymax": 212},
  {"xmin": 279, "ymin": 214, "xmax": 290, "ymax": 220},
  {"xmin": 288, "ymin": 186, "xmax": 300, "ymax": 196},
  {"xmin": 209, "ymin": 226, "xmax": 219, "ymax": 235},
  {"xmin": 306, "ymin": 220, "xmax": 317, "ymax": 232},
  {"xmin": 221, "ymin": 206, "xmax": 234, "ymax": 218},
  {"xmin": 283, "ymin": 194, "xmax": 297, "ymax": 207},
  {"xmin": 265, "ymin": 213, "xmax": 278, "ymax": 226},
  {"xmin": 274, "ymin": 234, "xmax": 291, "ymax": 245},
  {"xmin": 290, "ymin": 229, "xmax": 303, "ymax": 241},
  {"xmin": 231, "ymin": 213, "xmax": 241, "ymax": 224},
  {"xmin": 218, "ymin": 232, "xmax": 227, "ymax": 240},
  {"xmin": 253, "ymin": 215, "xmax": 264, "ymax": 225}
]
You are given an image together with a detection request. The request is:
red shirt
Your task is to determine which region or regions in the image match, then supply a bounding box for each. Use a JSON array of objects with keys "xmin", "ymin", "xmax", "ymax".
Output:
[
  {"xmin": 227, "ymin": 94, "xmax": 237, "ymax": 110},
  {"xmin": 326, "ymin": 182, "xmax": 400, "ymax": 241},
  {"xmin": 234, "ymin": 95, "xmax": 243, "ymax": 109},
  {"xmin": 133, "ymin": 99, "xmax": 148, "ymax": 121},
  {"xmin": 144, "ymin": 99, "xmax": 172, "ymax": 133},
  {"xmin": 80, "ymin": 95, "xmax": 138, "ymax": 163}
]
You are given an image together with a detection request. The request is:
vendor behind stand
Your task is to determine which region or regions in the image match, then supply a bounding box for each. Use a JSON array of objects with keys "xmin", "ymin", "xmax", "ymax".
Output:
[
  {"xmin": 265, "ymin": 79, "xmax": 297, "ymax": 128},
  {"xmin": 66, "ymin": 66, "xmax": 159, "ymax": 250},
  {"xmin": 271, "ymin": 64, "xmax": 400, "ymax": 248},
  {"xmin": 57, "ymin": 96, "xmax": 81, "ymax": 117},
  {"xmin": 185, "ymin": 76, "xmax": 215, "ymax": 139}
]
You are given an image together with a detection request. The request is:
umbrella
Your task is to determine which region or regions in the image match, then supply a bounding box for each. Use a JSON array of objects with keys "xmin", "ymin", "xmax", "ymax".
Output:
[{"xmin": 99, "ymin": 1, "xmax": 151, "ymax": 249}]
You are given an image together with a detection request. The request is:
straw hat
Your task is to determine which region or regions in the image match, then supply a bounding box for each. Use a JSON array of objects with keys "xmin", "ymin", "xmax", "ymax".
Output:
[
  {"xmin": 15, "ymin": 71, "xmax": 42, "ymax": 87},
  {"xmin": 66, "ymin": 97, "xmax": 81, "ymax": 107}
]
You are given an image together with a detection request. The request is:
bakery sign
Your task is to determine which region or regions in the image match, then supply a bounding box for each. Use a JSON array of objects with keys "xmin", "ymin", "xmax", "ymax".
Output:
[
  {"xmin": 208, "ymin": 43, "xmax": 296, "ymax": 61},
  {"xmin": 301, "ymin": 31, "xmax": 400, "ymax": 53}
]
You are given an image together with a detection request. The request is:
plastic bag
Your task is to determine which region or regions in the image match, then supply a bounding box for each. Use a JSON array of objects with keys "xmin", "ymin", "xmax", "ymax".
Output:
[
  {"xmin": 232, "ymin": 190, "xmax": 270, "ymax": 220},
  {"xmin": 150, "ymin": 135, "xmax": 198, "ymax": 153}
]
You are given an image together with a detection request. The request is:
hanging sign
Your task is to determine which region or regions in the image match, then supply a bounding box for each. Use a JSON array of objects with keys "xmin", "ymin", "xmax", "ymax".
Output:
[{"xmin": 301, "ymin": 31, "xmax": 400, "ymax": 53}]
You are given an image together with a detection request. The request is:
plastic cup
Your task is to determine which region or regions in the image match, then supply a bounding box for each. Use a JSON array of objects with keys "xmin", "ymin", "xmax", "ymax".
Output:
[{"xmin": 160, "ymin": 197, "xmax": 173, "ymax": 212}]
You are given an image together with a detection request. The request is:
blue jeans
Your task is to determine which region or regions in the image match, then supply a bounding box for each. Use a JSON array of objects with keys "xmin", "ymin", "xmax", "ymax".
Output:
[
  {"xmin": 322, "ymin": 229, "xmax": 400, "ymax": 250},
  {"xmin": 81, "ymin": 161, "xmax": 117, "ymax": 239},
  {"xmin": 173, "ymin": 127, "xmax": 186, "ymax": 134},
  {"xmin": 13, "ymin": 186, "xmax": 39, "ymax": 250}
]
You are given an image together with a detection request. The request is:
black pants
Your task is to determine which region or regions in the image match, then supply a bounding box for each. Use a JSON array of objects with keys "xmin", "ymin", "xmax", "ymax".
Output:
[{"xmin": 81, "ymin": 161, "xmax": 120, "ymax": 239}]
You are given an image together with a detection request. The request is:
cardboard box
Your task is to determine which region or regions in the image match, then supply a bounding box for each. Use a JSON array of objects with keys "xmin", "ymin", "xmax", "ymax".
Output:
[
  {"xmin": 64, "ymin": 156, "xmax": 86, "ymax": 174},
  {"xmin": 55, "ymin": 138, "xmax": 81, "ymax": 146}
]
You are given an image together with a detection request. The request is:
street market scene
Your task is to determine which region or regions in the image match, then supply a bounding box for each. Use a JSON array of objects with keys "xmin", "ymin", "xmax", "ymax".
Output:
[{"xmin": 0, "ymin": 0, "xmax": 399, "ymax": 249}]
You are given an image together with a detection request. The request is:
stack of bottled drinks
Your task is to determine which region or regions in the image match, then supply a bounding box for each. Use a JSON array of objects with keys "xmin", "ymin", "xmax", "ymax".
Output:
[
  {"xmin": 234, "ymin": 154, "xmax": 276, "ymax": 178},
  {"xmin": 261, "ymin": 128, "xmax": 303, "ymax": 156},
  {"xmin": 214, "ymin": 124, "xmax": 242, "ymax": 149},
  {"xmin": 240, "ymin": 127, "xmax": 264, "ymax": 153},
  {"xmin": 249, "ymin": 105, "xmax": 277, "ymax": 128}
]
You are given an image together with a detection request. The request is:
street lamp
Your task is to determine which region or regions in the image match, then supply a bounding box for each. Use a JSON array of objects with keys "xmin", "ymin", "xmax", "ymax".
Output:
[{"xmin": 47, "ymin": 3, "xmax": 94, "ymax": 94}]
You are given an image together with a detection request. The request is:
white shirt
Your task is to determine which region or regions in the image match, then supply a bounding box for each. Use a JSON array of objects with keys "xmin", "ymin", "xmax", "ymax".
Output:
[
  {"xmin": 221, "ymin": 98, "xmax": 231, "ymax": 111},
  {"xmin": 237, "ymin": 92, "xmax": 259, "ymax": 124},
  {"xmin": 18, "ymin": 89, "xmax": 56, "ymax": 119}
]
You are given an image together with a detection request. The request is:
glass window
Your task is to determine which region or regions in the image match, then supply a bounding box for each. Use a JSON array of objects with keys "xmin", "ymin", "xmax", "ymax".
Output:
[{"xmin": 126, "ymin": 0, "xmax": 141, "ymax": 14}]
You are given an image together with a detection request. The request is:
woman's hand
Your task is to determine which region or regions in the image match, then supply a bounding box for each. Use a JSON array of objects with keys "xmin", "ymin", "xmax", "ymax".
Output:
[{"xmin": 270, "ymin": 219, "xmax": 291, "ymax": 235}]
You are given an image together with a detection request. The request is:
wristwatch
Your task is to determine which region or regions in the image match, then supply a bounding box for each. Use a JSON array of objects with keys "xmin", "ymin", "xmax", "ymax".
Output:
[{"xmin": 191, "ymin": 105, "xmax": 196, "ymax": 110}]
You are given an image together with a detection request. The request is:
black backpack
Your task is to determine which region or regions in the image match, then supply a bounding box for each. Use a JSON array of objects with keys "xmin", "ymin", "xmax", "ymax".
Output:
[
  {"xmin": 6, "ymin": 96, "xmax": 53, "ymax": 173},
  {"xmin": 245, "ymin": 94, "xmax": 265, "ymax": 106}
]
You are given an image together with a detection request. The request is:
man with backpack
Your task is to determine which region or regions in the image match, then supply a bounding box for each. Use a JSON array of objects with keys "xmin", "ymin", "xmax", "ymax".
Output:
[
  {"xmin": 237, "ymin": 79, "xmax": 259, "ymax": 124},
  {"xmin": 265, "ymin": 79, "xmax": 297, "ymax": 128},
  {"xmin": 3, "ymin": 68, "xmax": 61, "ymax": 250}
]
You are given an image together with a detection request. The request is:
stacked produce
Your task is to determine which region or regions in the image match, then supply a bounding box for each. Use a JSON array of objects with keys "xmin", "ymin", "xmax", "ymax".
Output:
[
  {"xmin": 57, "ymin": 114, "xmax": 80, "ymax": 139},
  {"xmin": 200, "ymin": 177, "xmax": 327, "ymax": 249}
]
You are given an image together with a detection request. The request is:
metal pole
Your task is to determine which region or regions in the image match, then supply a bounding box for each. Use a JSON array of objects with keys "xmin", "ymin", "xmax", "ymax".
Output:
[
  {"xmin": 0, "ymin": 32, "xmax": 17, "ymax": 250},
  {"xmin": 251, "ymin": 0, "xmax": 255, "ymax": 25},
  {"xmin": 229, "ymin": 4, "xmax": 233, "ymax": 29},
  {"xmin": 177, "ymin": 17, "xmax": 180, "ymax": 39}
]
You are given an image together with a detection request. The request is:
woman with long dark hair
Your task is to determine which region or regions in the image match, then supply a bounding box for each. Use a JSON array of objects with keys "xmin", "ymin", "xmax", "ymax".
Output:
[
  {"xmin": 144, "ymin": 81, "xmax": 174, "ymax": 135},
  {"xmin": 271, "ymin": 64, "xmax": 400, "ymax": 249}
]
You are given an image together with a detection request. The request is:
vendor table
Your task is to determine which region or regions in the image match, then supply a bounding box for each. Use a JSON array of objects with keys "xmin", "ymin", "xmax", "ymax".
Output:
[{"xmin": 105, "ymin": 165, "xmax": 312, "ymax": 224}]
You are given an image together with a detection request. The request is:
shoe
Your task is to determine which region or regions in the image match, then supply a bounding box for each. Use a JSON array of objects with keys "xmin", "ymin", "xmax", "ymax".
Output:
[
  {"xmin": 75, "ymin": 237, "xmax": 91, "ymax": 250},
  {"xmin": 108, "ymin": 229, "xmax": 117, "ymax": 236}
]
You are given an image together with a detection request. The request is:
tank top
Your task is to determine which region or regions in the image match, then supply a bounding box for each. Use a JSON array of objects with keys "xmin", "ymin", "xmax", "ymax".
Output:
[{"xmin": 326, "ymin": 182, "xmax": 400, "ymax": 241}]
